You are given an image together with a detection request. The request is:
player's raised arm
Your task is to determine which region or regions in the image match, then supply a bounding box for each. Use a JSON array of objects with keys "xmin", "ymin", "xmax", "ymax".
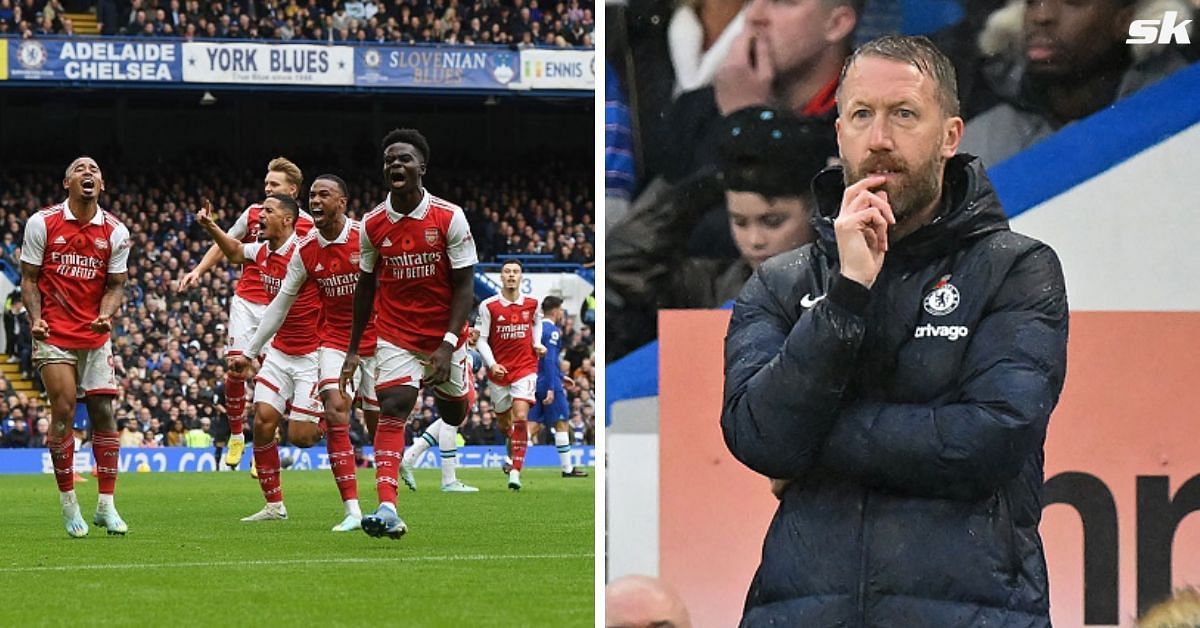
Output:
[
  {"xmin": 178, "ymin": 206, "xmax": 250, "ymax": 292},
  {"xmin": 195, "ymin": 199, "xmax": 249, "ymax": 265}
]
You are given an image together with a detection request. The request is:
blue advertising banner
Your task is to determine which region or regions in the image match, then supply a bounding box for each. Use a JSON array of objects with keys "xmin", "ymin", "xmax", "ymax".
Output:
[
  {"xmin": 0, "ymin": 444, "xmax": 595, "ymax": 474},
  {"xmin": 354, "ymin": 46, "xmax": 520, "ymax": 90},
  {"xmin": 7, "ymin": 37, "xmax": 181, "ymax": 82}
]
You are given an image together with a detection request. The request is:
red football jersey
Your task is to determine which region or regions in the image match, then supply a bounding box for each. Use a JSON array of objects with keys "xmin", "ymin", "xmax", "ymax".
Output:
[
  {"xmin": 21, "ymin": 203, "xmax": 130, "ymax": 350},
  {"xmin": 478, "ymin": 294, "xmax": 541, "ymax": 385},
  {"xmin": 242, "ymin": 235, "xmax": 320, "ymax": 355},
  {"xmin": 359, "ymin": 190, "xmax": 477, "ymax": 355},
  {"xmin": 231, "ymin": 204, "xmax": 314, "ymax": 305},
  {"xmin": 295, "ymin": 219, "xmax": 377, "ymax": 356}
]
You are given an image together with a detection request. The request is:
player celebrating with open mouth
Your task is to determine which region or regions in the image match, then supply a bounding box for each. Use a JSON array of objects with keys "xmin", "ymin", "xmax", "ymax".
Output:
[{"xmin": 341, "ymin": 128, "xmax": 479, "ymax": 539}]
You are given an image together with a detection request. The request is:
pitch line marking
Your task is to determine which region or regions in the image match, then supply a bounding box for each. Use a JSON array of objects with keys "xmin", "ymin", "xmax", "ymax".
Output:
[{"xmin": 0, "ymin": 552, "xmax": 592, "ymax": 574}]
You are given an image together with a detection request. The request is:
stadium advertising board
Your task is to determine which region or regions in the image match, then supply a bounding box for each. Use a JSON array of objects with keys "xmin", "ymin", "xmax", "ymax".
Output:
[
  {"xmin": 6, "ymin": 38, "xmax": 181, "ymax": 81},
  {"xmin": 0, "ymin": 445, "xmax": 595, "ymax": 474},
  {"xmin": 519, "ymin": 49, "xmax": 594, "ymax": 90},
  {"xmin": 354, "ymin": 46, "xmax": 520, "ymax": 90},
  {"xmin": 181, "ymin": 41, "xmax": 354, "ymax": 86}
]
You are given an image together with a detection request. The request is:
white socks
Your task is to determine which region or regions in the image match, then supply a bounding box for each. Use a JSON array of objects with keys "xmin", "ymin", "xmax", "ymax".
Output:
[
  {"xmin": 98, "ymin": 493, "xmax": 114, "ymax": 510},
  {"xmin": 345, "ymin": 499, "xmax": 361, "ymax": 518},
  {"xmin": 439, "ymin": 423, "xmax": 459, "ymax": 486},
  {"xmin": 554, "ymin": 430, "xmax": 573, "ymax": 473},
  {"xmin": 404, "ymin": 419, "xmax": 443, "ymax": 465}
]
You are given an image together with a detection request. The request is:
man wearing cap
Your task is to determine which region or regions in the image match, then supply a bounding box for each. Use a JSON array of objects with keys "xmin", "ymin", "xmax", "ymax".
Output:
[{"xmin": 608, "ymin": 106, "xmax": 836, "ymax": 355}]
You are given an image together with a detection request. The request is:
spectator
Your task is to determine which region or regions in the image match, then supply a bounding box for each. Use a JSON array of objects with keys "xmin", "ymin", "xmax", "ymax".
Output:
[
  {"xmin": 2, "ymin": 415, "xmax": 30, "ymax": 448},
  {"xmin": 29, "ymin": 417, "xmax": 49, "ymax": 448},
  {"xmin": 119, "ymin": 418, "xmax": 144, "ymax": 447},
  {"xmin": 961, "ymin": 0, "xmax": 1192, "ymax": 166},
  {"xmin": 184, "ymin": 417, "xmax": 214, "ymax": 448}
]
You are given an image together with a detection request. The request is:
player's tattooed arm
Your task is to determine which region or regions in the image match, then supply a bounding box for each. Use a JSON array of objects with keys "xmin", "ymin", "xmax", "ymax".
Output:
[
  {"xmin": 92, "ymin": 272, "xmax": 127, "ymax": 333},
  {"xmin": 20, "ymin": 262, "xmax": 48, "ymax": 340}
]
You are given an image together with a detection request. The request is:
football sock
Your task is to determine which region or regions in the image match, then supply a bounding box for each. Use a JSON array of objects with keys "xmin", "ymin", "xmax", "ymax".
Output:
[
  {"xmin": 253, "ymin": 441, "xmax": 283, "ymax": 503},
  {"xmin": 403, "ymin": 419, "xmax": 441, "ymax": 465},
  {"xmin": 326, "ymin": 422, "xmax": 358, "ymax": 502},
  {"xmin": 374, "ymin": 414, "xmax": 406, "ymax": 505},
  {"xmin": 226, "ymin": 375, "xmax": 246, "ymax": 435},
  {"xmin": 92, "ymin": 430, "xmax": 120, "ymax": 495},
  {"xmin": 48, "ymin": 433, "xmax": 75, "ymax": 493},
  {"xmin": 438, "ymin": 423, "xmax": 459, "ymax": 485},
  {"xmin": 510, "ymin": 419, "xmax": 528, "ymax": 472},
  {"xmin": 554, "ymin": 430, "xmax": 573, "ymax": 473}
]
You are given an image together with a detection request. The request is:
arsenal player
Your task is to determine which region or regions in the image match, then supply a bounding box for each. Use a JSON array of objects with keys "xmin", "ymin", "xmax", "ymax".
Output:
[
  {"xmin": 234, "ymin": 175, "xmax": 378, "ymax": 532},
  {"xmin": 177, "ymin": 158, "xmax": 313, "ymax": 471},
  {"xmin": 340, "ymin": 128, "xmax": 479, "ymax": 539},
  {"xmin": 21, "ymin": 156, "xmax": 131, "ymax": 537},
  {"xmin": 476, "ymin": 260, "xmax": 546, "ymax": 490},
  {"xmin": 197, "ymin": 194, "xmax": 323, "ymax": 522}
]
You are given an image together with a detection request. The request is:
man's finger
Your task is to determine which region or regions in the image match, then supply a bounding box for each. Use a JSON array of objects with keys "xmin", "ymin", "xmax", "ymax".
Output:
[{"xmin": 753, "ymin": 34, "xmax": 772, "ymax": 79}]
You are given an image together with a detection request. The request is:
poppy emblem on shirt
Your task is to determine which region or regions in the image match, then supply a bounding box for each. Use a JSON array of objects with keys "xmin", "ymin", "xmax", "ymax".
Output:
[
  {"xmin": 923, "ymin": 275, "xmax": 961, "ymax": 316},
  {"xmin": 425, "ymin": 228, "xmax": 439, "ymax": 246},
  {"xmin": 330, "ymin": 260, "xmax": 342, "ymax": 272},
  {"xmin": 70, "ymin": 234, "xmax": 88, "ymax": 249},
  {"xmin": 401, "ymin": 236, "xmax": 415, "ymax": 250},
  {"xmin": 94, "ymin": 238, "xmax": 109, "ymax": 251}
]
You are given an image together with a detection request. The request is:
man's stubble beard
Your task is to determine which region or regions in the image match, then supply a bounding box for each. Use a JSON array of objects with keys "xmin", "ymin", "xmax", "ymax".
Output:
[{"xmin": 843, "ymin": 142, "xmax": 945, "ymax": 228}]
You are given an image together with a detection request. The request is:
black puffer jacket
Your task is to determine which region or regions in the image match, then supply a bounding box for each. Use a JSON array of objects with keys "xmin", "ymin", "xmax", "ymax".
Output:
[{"xmin": 721, "ymin": 155, "xmax": 1068, "ymax": 627}]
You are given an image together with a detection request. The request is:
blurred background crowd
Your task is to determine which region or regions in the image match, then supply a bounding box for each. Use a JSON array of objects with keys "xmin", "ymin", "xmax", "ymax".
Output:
[
  {"xmin": 605, "ymin": 0, "xmax": 1200, "ymax": 360},
  {"xmin": 0, "ymin": 0, "xmax": 594, "ymax": 47}
]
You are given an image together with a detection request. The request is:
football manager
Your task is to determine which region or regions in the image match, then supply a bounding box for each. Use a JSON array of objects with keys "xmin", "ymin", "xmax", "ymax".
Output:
[{"xmin": 721, "ymin": 35, "xmax": 1068, "ymax": 627}]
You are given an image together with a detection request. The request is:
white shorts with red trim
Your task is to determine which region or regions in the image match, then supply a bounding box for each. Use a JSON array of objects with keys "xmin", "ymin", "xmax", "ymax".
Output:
[
  {"xmin": 253, "ymin": 346, "xmax": 322, "ymax": 423},
  {"xmin": 374, "ymin": 339, "xmax": 470, "ymax": 400},
  {"xmin": 225, "ymin": 294, "xmax": 268, "ymax": 357},
  {"xmin": 318, "ymin": 347, "xmax": 378, "ymax": 412},
  {"xmin": 33, "ymin": 339, "xmax": 118, "ymax": 397},
  {"xmin": 488, "ymin": 373, "xmax": 537, "ymax": 414}
]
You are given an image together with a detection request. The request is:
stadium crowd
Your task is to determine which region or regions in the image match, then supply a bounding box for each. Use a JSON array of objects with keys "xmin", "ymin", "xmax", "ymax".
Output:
[
  {"xmin": 0, "ymin": 0, "xmax": 594, "ymax": 47},
  {"xmin": 0, "ymin": 163, "xmax": 596, "ymax": 453},
  {"xmin": 606, "ymin": 0, "xmax": 1199, "ymax": 360}
]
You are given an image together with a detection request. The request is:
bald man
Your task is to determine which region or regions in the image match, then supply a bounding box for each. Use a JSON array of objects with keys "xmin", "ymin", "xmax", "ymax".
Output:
[{"xmin": 606, "ymin": 575, "xmax": 693, "ymax": 628}]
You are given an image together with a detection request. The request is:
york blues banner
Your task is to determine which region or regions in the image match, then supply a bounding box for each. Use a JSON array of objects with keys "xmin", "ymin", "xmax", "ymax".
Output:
[
  {"xmin": 182, "ymin": 41, "xmax": 354, "ymax": 86},
  {"xmin": 6, "ymin": 38, "xmax": 182, "ymax": 82},
  {"xmin": 354, "ymin": 46, "xmax": 519, "ymax": 90},
  {"xmin": 0, "ymin": 444, "xmax": 595, "ymax": 474}
]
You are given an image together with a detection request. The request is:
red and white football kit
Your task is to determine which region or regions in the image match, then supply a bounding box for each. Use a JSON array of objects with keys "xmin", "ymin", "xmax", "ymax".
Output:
[
  {"xmin": 224, "ymin": 204, "xmax": 313, "ymax": 357},
  {"xmin": 20, "ymin": 203, "xmax": 130, "ymax": 394},
  {"xmin": 241, "ymin": 235, "xmax": 322, "ymax": 422},
  {"xmin": 21, "ymin": 201, "xmax": 130, "ymax": 497},
  {"xmin": 477, "ymin": 294, "xmax": 543, "ymax": 413},
  {"xmin": 249, "ymin": 219, "xmax": 380, "ymax": 412},
  {"xmin": 359, "ymin": 189, "xmax": 477, "ymax": 399}
]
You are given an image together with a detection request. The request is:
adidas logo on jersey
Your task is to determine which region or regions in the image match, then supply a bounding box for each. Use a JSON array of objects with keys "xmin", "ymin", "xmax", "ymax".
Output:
[
  {"xmin": 382, "ymin": 238, "xmax": 393, "ymax": 247},
  {"xmin": 498, "ymin": 315, "xmax": 506, "ymax": 321},
  {"xmin": 54, "ymin": 236, "xmax": 68, "ymax": 245},
  {"xmin": 314, "ymin": 263, "xmax": 324, "ymax": 272}
]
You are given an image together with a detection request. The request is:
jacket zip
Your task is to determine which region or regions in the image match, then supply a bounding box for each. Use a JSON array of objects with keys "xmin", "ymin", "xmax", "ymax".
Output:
[{"xmin": 857, "ymin": 490, "xmax": 871, "ymax": 628}]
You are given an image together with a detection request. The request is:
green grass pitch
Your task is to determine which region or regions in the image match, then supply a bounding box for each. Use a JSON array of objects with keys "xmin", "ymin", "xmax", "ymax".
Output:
[{"xmin": 0, "ymin": 468, "xmax": 595, "ymax": 627}]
